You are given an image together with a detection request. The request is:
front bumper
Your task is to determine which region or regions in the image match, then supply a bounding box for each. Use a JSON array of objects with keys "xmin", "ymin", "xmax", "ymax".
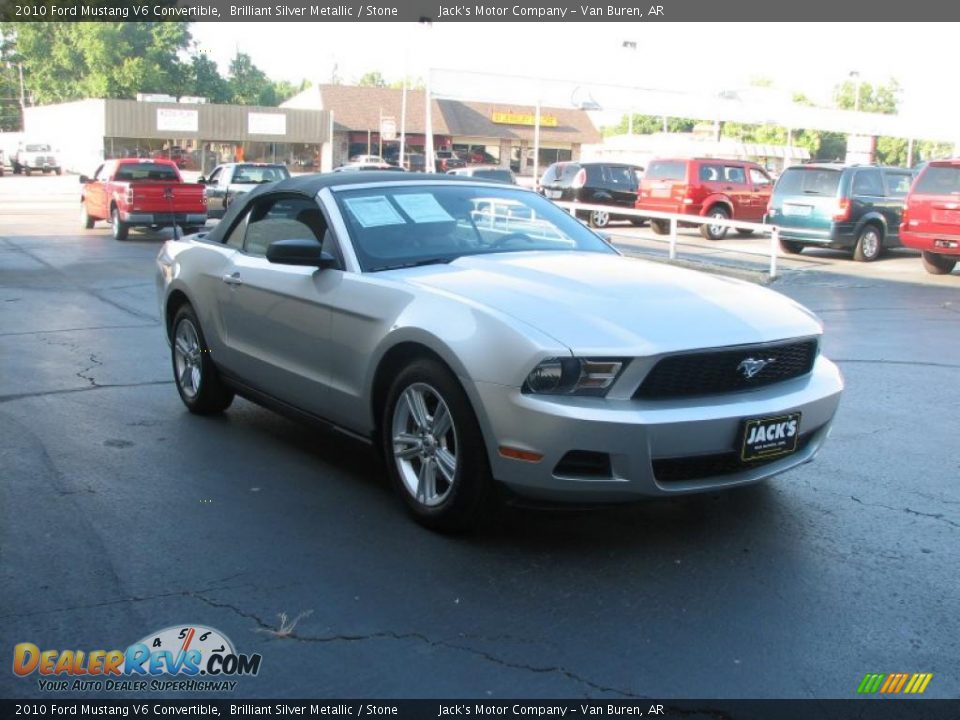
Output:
[
  {"xmin": 475, "ymin": 356, "xmax": 843, "ymax": 502},
  {"xmin": 121, "ymin": 212, "xmax": 207, "ymax": 226}
]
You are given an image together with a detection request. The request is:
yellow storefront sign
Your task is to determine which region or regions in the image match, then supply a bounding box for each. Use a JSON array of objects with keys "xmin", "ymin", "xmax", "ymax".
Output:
[{"xmin": 491, "ymin": 112, "xmax": 558, "ymax": 127}]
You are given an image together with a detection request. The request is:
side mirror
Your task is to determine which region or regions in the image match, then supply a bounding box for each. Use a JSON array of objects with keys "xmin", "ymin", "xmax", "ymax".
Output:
[
  {"xmin": 266, "ymin": 238, "xmax": 338, "ymax": 269},
  {"xmin": 197, "ymin": 176, "xmax": 206, "ymax": 184},
  {"xmin": 79, "ymin": 175, "xmax": 90, "ymax": 184}
]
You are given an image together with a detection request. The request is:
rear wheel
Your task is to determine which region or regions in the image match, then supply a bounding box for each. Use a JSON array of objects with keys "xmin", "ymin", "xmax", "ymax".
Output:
[
  {"xmin": 736, "ymin": 227, "xmax": 755, "ymax": 236},
  {"xmin": 381, "ymin": 358, "xmax": 492, "ymax": 532},
  {"xmin": 853, "ymin": 225, "xmax": 882, "ymax": 262},
  {"xmin": 111, "ymin": 206, "xmax": 129, "ymax": 241},
  {"xmin": 921, "ymin": 251, "xmax": 957, "ymax": 275},
  {"xmin": 629, "ymin": 218, "xmax": 647, "ymax": 227},
  {"xmin": 650, "ymin": 219, "xmax": 670, "ymax": 235},
  {"xmin": 171, "ymin": 305, "xmax": 234, "ymax": 415},
  {"xmin": 589, "ymin": 210, "xmax": 610, "ymax": 228},
  {"xmin": 701, "ymin": 206, "xmax": 730, "ymax": 240},
  {"xmin": 80, "ymin": 204, "xmax": 95, "ymax": 229},
  {"xmin": 779, "ymin": 239, "xmax": 804, "ymax": 255}
]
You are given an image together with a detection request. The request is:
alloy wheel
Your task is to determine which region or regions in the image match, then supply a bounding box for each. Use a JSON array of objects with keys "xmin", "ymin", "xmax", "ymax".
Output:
[
  {"xmin": 391, "ymin": 383, "xmax": 458, "ymax": 507},
  {"xmin": 173, "ymin": 319, "xmax": 203, "ymax": 400}
]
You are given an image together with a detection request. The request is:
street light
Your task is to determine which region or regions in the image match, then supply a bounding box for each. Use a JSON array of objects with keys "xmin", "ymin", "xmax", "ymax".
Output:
[
  {"xmin": 420, "ymin": 17, "xmax": 435, "ymax": 173},
  {"xmin": 620, "ymin": 41, "xmax": 638, "ymax": 134},
  {"xmin": 849, "ymin": 70, "xmax": 861, "ymax": 113}
]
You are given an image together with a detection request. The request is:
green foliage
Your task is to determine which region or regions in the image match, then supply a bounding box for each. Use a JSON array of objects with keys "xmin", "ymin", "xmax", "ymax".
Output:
[
  {"xmin": 227, "ymin": 51, "xmax": 276, "ymax": 105},
  {"xmin": 357, "ymin": 71, "xmax": 387, "ymax": 88},
  {"xmin": 834, "ymin": 78, "xmax": 900, "ymax": 114},
  {"xmin": 603, "ymin": 114, "xmax": 701, "ymax": 137},
  {"xmin": 188, "ymin": 54, "xmax": 230, "ymax": 104}
]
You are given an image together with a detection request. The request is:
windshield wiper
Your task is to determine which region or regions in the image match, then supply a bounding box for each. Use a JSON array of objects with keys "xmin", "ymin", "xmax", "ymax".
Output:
[{"xmin": 369, "ymin": 257, "xmax": 455, "ymax": 272}]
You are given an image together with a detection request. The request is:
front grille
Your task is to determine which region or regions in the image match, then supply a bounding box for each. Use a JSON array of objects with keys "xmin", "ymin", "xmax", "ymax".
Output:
[
  {"xmin": 653, "ymin": 432, "xmax": 816, "ymax": 483},
  {"xmin": 634, "ymin": 338, "xmax": 818, "ymax": 400}
]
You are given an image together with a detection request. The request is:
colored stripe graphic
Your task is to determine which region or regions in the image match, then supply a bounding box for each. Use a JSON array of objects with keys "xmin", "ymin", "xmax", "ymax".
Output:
[{"xmin": 858, "ymin": 673, "xmax": 932, "ymax": 694}]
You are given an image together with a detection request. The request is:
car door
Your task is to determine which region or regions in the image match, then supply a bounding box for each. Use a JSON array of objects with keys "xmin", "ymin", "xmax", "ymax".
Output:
[
  {"xmin": 851, "ymin": 168, "xmax": 888, "ymax": 233},
  {"xmin": 217, "ymin": 193, "xmax": 338, "ymax": 416},
  {"xmin": 85, "ymin": 162, "xmax": 110, "ymax": 219},
  {"xmin": 747, "ymin": 167, "xmax": 774, "ymax": 221},
  {"xmin": 604, "ymin": 164, "xmax": 640, "ymax": 209},
  {"xmin": 721, "ymin": 164, "xmax": 750, "ymax": 219},
  {"xmin": 881, "ymin": 169, "xmax": 913, "ymax": 240},
  {"xmin": 204, "ymin": 166, "xmax": 227, "ymax": 218}
]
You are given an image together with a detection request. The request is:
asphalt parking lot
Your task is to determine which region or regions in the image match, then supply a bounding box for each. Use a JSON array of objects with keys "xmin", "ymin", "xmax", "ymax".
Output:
[{"xmin": 1, "ymin": 174, "xmax": 958, "ymax": 700}]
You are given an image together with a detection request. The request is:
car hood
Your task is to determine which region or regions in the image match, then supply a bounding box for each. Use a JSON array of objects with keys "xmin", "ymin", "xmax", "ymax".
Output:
[{"xmin": 389, "ymin": 251, "xmax": 822, "ymax": 355}]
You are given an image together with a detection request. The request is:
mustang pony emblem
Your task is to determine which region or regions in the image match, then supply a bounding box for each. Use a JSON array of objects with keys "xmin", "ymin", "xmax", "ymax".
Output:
[{"xmin": 737, "ymin": 357, "xmax": 776, "ymax": 379}]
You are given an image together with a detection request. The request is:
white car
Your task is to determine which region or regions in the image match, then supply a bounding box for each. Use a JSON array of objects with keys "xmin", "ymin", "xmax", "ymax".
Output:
[{"xmin": 156, "ymin": 173, "xmax": 843, "ymax": 531}]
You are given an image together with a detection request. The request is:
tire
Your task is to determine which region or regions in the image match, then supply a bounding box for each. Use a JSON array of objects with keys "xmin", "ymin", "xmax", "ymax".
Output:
[
  {"xmin": 55, "ymin": 168, "xmax": 62, "ymax": 176},
  {"xmin": 921, "ymin": 251, "xmax": 957, "ymax": 275},
  {"xmin": 700, "ymin": 206, "xmax": 730, "ymax": 240},
  {"xmin": 381, "ymin": 358, "xmax": 492, "ymax": 532},
  {"xmin": 779, "ymin": 239, "xmax": 804, "ymax": 255},
  {"xmin": 650, "ymin": 219, "xmax": 670, "ymax": 235},
  {"xmin": 853, "ymin": 224, "xmax": 882, "ymax": 262},
  {"xmin": 80, "ymin": 204, "xmax": 95, "ymax": 229},
  {"xmin": 170, "ymin": 304, "xmax": 234, "ymax": 415},
  {"xmin": 12, "ymin": 162, "xmax": 21, "ymax": 175},
  {"xmin": 589, "ymin": 210, "xmax": 610, "ymax": 229},
  {"xmin": 629, "ymin": 218, "xmax": 647, "ymax": 227},
  {"xmin": 736, "ymin": 227, "xmax": 755, "ymax": 236},
  {"xmin": 111, "ymin": 206, "xmax": 129, "ymax": 241},
  {"xmin": 23, "ymin": 167, "xmax": 31, "ymax": 176}
]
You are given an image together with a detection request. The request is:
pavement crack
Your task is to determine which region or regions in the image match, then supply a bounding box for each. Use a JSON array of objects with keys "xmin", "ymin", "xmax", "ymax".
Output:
[
  {"xmin": 0, "ymin": 380, "xmax": 173, "ymax": 404},
  {"xmin": 76, "ymin": 353, "xmax": 103, "ymax": 387},
  {"xmin": 190, "ymin": 592, "xmax": 643, "ymax": 698},
  {"xmin": 0, "ymin": 323, "xmax": 158, "ymax": 338},
  {"xmin": 850, "ymin": 495, "xmax": 960, "ymax": 530}
]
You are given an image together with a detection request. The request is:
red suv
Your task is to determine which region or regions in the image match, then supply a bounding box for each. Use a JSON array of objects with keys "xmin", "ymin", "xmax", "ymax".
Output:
[
  {"xmin": 900, "ymin": 160, "xmax": 960, "ymax": 275},
  {"xmin": 636, "ymin": 157, "xmax": 773, "ymax": 240}
]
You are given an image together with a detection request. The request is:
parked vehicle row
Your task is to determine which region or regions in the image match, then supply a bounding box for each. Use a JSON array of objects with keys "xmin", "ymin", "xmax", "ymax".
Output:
[
  {"xmin": 198, "ymin": 162, "xmax": 291, "ymax": 219},
  {"xmin": 539, "ymin": 161, "xmax": 646, "ymax": 228}
]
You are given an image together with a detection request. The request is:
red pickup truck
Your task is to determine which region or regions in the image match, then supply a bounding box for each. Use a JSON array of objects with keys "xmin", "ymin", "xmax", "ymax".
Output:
[{"xmin": 80, "ymin": 159, "xmax": 207, "ymax": 241}]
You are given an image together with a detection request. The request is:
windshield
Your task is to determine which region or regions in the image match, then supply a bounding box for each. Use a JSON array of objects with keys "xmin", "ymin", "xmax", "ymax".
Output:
[
  {"xmin": 540, "ymin": 163, "xmax": 581, "ymax": 186},
  {"xmin": 775, "ymin": 167, "xmax": 842, "ymax": 197},
  {"xmin": 233, "ymin": 165, "xmax": 290, "ymax": 184},
  {"xmin": 914, "ymin": 165, "xmax": 960, "ymax": 195},
  {"xmin": 334, "ymin": 184, "xmax": 616, "ymax": 272}
]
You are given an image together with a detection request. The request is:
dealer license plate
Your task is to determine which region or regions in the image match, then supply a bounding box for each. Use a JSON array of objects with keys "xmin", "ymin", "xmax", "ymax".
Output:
[{"xmin": 740, "ymin": 412, "xmax": 801, "ymax": 462}]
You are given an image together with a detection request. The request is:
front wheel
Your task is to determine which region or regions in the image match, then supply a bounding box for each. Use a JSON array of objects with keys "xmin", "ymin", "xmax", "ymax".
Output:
[
  {"xmin": 650, "ymin": 219, "xmax": 670, "ymax": 235},
  {"xmin": 80, "ymin": 204, "xmax": 95, "ymax": 229},
  {"xmin": 921, "ymin": 251, "xmax": 957, "ymax": 275},
  {"xmin": 382, "ymin": 358, "xmax": 492, "ymax": 532},
  {"xmin": 171, "ymin": 305, "xmax": 234, "ymax": 415},
  {"xmin": 111, "ymin": 207, "xmax": 129, "ymax": 241},
  {"xmin": 589, "ymin": 210, "xmax": 610, "ymax": 228},
  {"xmin": 853, "ymin": 225, "xmax": 882, "ymax": 262},
  {"xmin": 700, "ymin": 206, "xmax": 730, "ymax": 240}
]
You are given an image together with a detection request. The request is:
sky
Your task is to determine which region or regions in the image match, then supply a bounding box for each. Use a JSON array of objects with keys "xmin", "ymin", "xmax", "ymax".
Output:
[{"xmin": 190, "ymin": 22, "xmax": 957, "ymax": 129}]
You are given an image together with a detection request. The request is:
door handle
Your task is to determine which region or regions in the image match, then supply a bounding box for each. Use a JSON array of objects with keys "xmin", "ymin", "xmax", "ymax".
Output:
[{"xmin": 222, "ymin": 272, "xmax": 242, "ymax": 286}]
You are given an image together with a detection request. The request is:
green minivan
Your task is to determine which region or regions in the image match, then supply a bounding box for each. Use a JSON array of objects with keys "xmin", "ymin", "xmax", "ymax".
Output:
[{"xmin": 765, "ymin": 164, "xmax": 914, "ymax": 262}]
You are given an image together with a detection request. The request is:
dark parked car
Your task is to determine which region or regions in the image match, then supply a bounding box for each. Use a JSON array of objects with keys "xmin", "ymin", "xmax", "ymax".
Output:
[
  {"xmin": 637, "ymin": 157, "xmax": 772, "ymax": 240},
  {"xmin": 447, "ymin": 166, "xmax": 517, "ymax": 184},
  {"xmin": 539, "ymin": 161, "xmax": 644, "ymax": 228},
  {"xmin": 766, "ymin": 164, "xmax": 914, "ymax": 261},
  {"xmin": 900, "ymin": 159, "xmax": 960, "ymax": 275},
  {"xmin": 434, "ymin": 150, "xmax": 466, "ymax": 173}
]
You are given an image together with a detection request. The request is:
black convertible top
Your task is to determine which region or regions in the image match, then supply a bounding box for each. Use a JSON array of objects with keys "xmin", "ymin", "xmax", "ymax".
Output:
[{"xmin": 204, "ymin": 171, "xmax": 510, "ymax": 244}]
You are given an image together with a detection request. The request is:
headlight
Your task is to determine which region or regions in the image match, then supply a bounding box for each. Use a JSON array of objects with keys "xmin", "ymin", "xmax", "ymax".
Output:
[{"xmin": 523, "ymin": 357, "xmax": 626, "ymax": 397}]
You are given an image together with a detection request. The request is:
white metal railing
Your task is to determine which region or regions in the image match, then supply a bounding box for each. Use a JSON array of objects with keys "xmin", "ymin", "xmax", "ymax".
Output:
[{"xmin": 555, "ymin": 200, "xmax": 825, "ymax": 280}]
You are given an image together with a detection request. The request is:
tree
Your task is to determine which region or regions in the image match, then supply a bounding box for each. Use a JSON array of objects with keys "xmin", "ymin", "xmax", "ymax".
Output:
[
  {"xmin": 187, "ymin": 54, "xmax": 230, "ymax": 104},
  {"xmin": 227, "ymin": 51, "xmax": 275, "ymax": 106},
  {"xmin": 834, "ymin": 78, "xmax": 900, "ymax": 114},
  {"xmin": 603, "ymin": 114, "xmax": 701, "ymax": 137},
  {"xmin": 357, "ymin": 71, "xmax": 387, "ymax": 88},
  {"xmin": 1, "ymin": 22, "xmax": 191, "ymax": 103}
]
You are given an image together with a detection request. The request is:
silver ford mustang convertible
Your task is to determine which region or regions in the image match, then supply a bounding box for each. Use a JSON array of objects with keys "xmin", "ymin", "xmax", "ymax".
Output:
[{"xmin": 156, "ymin": 173, "xmax": 843, "ymax": 530}]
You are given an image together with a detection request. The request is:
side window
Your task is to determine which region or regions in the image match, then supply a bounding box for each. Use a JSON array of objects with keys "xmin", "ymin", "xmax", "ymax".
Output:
[
  {"xmin": 699, "ymin": 164, "xmax": 722, "ymax": 182},
  {"xmin": 749, "ymin": 168, "xmax": 772, "ymax": 186},
  {"xmin": 207, "ymin": 167, "xmax": 221, "ymax": 185},
  {"xmin": 243, "ymin": 196, "xmax": 327, "ymax": 257},
  {"xmin": 723, "ymin": 166, "xmax": 747, "ymax": 184},
  {"xmin": 884, "ymin": 172, "xmax": 912, "ymax": 198},
  {"xmin": 224, "ymin": 214, "xmax": 248, "ymax": 249},
  {"xmin": 852, "ymin": 169, "xmax": 884, "ymax": 196},
  {"xmin": 606, "ymin": 165, "xmax": 637, "ymax": 187},
  {"xmin": 584, "ymin": 165, "xmax": 603, "ymax": 186}
]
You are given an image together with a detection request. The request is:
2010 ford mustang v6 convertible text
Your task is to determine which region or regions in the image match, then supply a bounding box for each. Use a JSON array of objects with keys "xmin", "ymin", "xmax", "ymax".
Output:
[{"xmin": 156, "ymin": 172, "xmax": 843, "ymax": 531}]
